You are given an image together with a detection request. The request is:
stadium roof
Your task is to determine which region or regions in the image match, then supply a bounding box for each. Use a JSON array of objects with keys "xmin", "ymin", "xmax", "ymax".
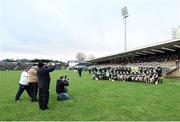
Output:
[{"xmin": 88, "ymin": 38, "xmax": 180, "ymax": 63}]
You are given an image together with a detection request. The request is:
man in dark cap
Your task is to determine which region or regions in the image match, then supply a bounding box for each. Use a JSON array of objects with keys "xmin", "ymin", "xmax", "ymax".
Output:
[{"xmin": 37, "ymin": 62, "xmax": 56, "ymax": 110}]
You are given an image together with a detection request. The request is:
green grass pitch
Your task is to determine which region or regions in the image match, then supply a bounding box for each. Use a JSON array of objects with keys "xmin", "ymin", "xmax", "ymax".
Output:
[{"xmin": 0, "ymin": 70, "xmax": 180, "ymax": 121}]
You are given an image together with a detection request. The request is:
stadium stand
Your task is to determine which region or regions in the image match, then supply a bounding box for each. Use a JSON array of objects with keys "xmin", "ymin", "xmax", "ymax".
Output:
[{"xmin": 88, "ymin": 39, "xmax": 180, "ymax": 80}]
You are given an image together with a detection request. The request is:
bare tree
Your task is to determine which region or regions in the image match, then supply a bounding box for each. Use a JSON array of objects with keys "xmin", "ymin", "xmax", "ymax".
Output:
[
  {"xmin": 88, "ymin": 54, "xmax": 96, "ymax": 60},
  {"xmin": 76, "ymin": 52, "xmax": 86, "ymax": 62}
]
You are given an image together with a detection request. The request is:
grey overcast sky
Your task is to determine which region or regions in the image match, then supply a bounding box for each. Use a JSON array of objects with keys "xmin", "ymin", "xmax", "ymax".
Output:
[{"xmin": 0, "ymin": 0, "xmax": 180, "ymax": 62}]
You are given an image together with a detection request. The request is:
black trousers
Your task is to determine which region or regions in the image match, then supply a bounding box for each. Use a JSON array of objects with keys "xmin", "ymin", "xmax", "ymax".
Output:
[
  {"xmin": 29, "ymin": 82, "xmax": 38, "ymax": 102},
  {"xmin": 79, "ymin": 72, "xmax": 82, "ymax": 77},
  {"xmin": 39, "ymin": 87, "xmax": 49, "ymax": 109},
  {"xmin": 15, "ymin": 84, "xmax": 31, "ymax": 101}
]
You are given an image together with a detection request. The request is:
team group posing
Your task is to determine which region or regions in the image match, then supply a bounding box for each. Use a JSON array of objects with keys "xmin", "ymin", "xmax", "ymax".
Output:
[
  {"xmin": 15, "ymin": 62, "xmax": 69, "ymax": 110},
  {"xmin": 92, "ymin": 66, "xmax": 163, "ymax": 84}
]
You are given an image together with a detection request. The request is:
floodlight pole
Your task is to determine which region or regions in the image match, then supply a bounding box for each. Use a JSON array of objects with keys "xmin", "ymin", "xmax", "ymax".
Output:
[
  {"xmin": 121, "ymin": 7, "xmax": 129, "ymax": 51},
  {"xmin": 124, "ymin": 18, "xmax": 127, "ymax": 51}
]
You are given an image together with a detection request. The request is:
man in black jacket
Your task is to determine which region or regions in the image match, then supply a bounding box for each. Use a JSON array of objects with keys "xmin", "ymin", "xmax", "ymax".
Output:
[
  {"xmin": 37, "ymin": 62, "xmax": 56, "ymax": 110},
  {"xmin": 77, "ymin": 68, "xmax": 82, "ymax": 77},
  {"xmin": 56, "ymin": 76, "xmax": 70, "ymax": 101}
]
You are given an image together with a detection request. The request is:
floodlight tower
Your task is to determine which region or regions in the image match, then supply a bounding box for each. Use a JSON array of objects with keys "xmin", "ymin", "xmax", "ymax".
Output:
[{"xmin": 121, "ymin": 7, "xmax": 129, "ymax": 51}]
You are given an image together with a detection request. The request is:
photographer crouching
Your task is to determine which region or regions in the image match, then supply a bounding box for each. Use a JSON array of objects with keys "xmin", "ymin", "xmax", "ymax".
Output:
[{"xmin": 56, "ymin": 76, "xmax": 70, "ymax": 101}]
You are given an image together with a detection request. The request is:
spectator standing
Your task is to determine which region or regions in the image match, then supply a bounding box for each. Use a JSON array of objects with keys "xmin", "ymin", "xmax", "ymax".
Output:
[
  {"xmin": 176, "ymin": 60, "xmax": 179, "ymax": 67},
  {"xmin": 77, "ymin": 68, "xmax": 82, "ymax": 77}
]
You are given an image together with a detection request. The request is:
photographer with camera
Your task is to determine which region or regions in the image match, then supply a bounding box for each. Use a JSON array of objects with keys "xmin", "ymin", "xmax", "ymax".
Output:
[
  {"xmin": 28, "ymin": 64, "xmax": 38, "ymax": 102},
  {"xmin": 37, "ymin": 62, "xmax": 56, "ymax": 110},
  {"xmin": 56, "ymin": 76, "xmax": 70, "ymax": 101}
]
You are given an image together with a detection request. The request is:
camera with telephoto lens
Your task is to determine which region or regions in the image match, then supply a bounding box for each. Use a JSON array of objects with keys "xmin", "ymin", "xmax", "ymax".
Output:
[
  {"xmin": 64, "ymin": 75, "xmax": 69, "ymax": 81},
  {"xmin": 63, "ymin": 75, "xmax": 69, "ymax": 93}
]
